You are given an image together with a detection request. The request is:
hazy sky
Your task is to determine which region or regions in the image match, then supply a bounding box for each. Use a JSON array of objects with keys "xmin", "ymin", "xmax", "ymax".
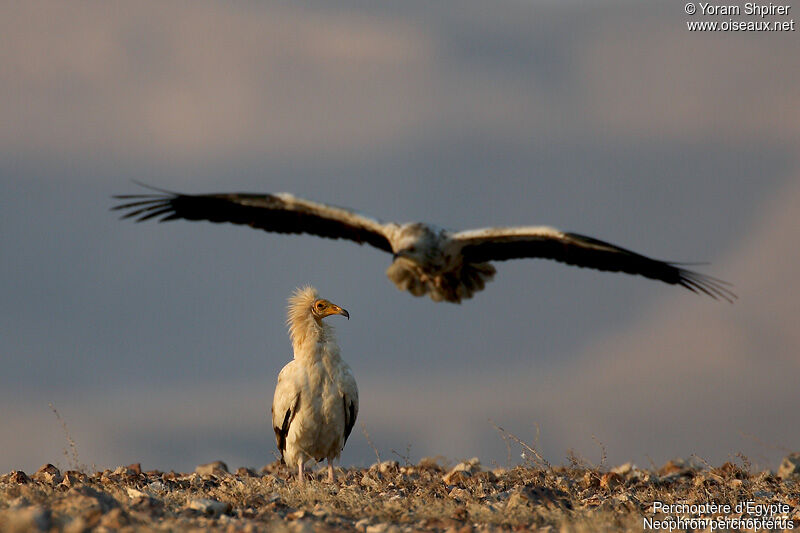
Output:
[{"xmin": 2, "ymin": 1, "xmax": 798, "ymax": 474}]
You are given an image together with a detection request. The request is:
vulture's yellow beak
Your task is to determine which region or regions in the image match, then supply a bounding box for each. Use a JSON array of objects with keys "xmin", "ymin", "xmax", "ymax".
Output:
[{"xmin": 313, "ymin": 299, "xmax": 350, "ymax": 320}]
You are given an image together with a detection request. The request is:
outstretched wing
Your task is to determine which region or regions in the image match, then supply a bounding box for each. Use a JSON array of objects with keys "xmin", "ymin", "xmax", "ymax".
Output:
[
  {"xmin": 112, "ymin": 185, "xmax": 394, "ymax": 253},
  {"xmin": 452, "ymin": 226, "xmax": 736, "ymax": 302}
]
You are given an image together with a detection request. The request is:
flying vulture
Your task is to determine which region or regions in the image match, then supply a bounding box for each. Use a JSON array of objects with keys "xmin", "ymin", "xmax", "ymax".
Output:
[{"xmin": 113, "ymin": 186, "xmax": 735, "ymax": 303}]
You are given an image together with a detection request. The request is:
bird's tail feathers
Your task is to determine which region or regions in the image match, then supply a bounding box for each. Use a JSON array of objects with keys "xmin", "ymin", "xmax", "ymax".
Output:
[{"xmin": 386, "ymin": 260, "xmax": 496, "ymax": 303}]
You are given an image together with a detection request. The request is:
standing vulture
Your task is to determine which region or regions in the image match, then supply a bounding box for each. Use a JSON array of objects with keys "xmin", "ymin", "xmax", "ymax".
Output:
[
  {"xmin": 272, "ymin": 286, "xmax": 357, "ymax": 484},
  {"xmin": 113, "ymin": 186, "xmax": 735, "ymax": 303}
]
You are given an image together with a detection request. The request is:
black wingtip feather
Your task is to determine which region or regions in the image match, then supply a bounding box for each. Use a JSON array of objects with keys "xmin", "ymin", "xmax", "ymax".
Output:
[
  {"xmin": 129, "ymin": 180, "xmax": 179, "ymax": 195},
  {"xmin": 677, "ymin": 269, "xmax": 737, "ymax": 303},
  {"xmin": 116, "ymin": 200, "xmax": 173, "ymax": 221},
  {"xmin": 136, "ymin": 207, "xmax": 175, "ymax": 222}
]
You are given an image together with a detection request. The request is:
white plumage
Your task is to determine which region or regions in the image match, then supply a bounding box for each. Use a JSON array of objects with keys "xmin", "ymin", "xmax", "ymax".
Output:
[
  {"xmin": 114, "ymin": 186, "xmax": 735, "ymax": 303},
  {"xmin": 271, "ymin": 286, "xmax": 358, "ymax": 484}
]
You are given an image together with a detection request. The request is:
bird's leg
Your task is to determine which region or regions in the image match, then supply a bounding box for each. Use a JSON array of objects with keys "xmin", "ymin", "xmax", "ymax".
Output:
[
  {"xmin": 327, "ymin": 460, "xmax": 335, "ymax": 483},
  {"xmin": 297, "ymin": 460, "xmax": 305, "ymax": 485}
]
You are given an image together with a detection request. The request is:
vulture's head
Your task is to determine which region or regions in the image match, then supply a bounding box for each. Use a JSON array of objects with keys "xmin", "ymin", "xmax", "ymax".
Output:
[
  {"xmin": 392, "ymin": 223, "xmax": 444, "ymax": 268},
  {"xmin": 287, "ymin": 286, "xmax": 350, "ymax": 344},
  {"xmin": 310, "ymin": 298, "xmax": 350, "ymax": 321}
]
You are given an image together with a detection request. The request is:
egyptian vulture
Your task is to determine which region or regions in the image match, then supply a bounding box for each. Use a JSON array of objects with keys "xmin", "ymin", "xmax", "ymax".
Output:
[
  {"xmin": 113, "ymin": 186, "xmax": 735, "ymax": 303},
  {"xmin": 272, "ymin": 286, "xmax": 358, "ymax": 484}
]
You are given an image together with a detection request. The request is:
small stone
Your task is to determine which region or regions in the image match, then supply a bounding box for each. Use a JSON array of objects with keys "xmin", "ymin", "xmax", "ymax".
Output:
[
  {"xmin": 611, "ymin": 462, "xmax": 634, "ymax": 475},
  {"xmin": 658, "ymin": 459, "xmax": 688, "ymax": 476},
  {"xmin": 778, "ymin": 453, "xmax": 800, "ymax": 479},
  {"xmin": 369, "ymin": 460, "xmax": 398, "ymax": 475},
  {"xmin": 381, "ymin": 460, "xmax": 399, "ymax": 474},
  {"xmin": 146, "ymin": 480, "xmax": 166, "ymax": 493},
  {"xmin": 443, "ymin": 469, "xmax": 472, "ymax": 485},
  {"xmin": 355, "ymin": 518, "xmax": 371, "ymax": 531},
  {"xmin": 33, "ymin": 464, "xmax": 62, "ymax": 484},
  {"xmin": 112, "ymin": 465, "xmax": 133, "ymax": 476},
  {"xmin": 127, "ymin": 463, "xmax": 142, "ymax": 474},
  {"xmin": 448, "ymin": 487, "xmax": 470, "ymax": 501},
  {"xmin": 286, "ymin": 509, "xmax": 308, "ymax": 520},
  {"xmin": 237, "ymin": 466, "xmax": 258, "ymax": 477},
  {"xmin": 453, "ymin": 458, "xmax": 481, "ymax": 473},
  {"xmin": 196, "ymin": 460, "xmax": 230, "ymax": 477},
  {"xmin": 442, "ymin": 460, "xmax": 480, "ymax": 485},
  {"xmin": 126, "ymin": 487, "xmax": 149, "ymax": 499},
  {"xmin": 360, "ymin": 473, "xmax": 379, "ymax": 488},
  {"xmin": 59, "ymin": 471, "xmax": 85, "ymax": 490},
  {"xmin": 188, "ymin": 498, "xmax": 231, "ymax": 516},
  {"xmin": 600, "ymin": 472, "xmax": 623, "ymax": 490},
  {"xmin": 187, "ymin": 473, "xmax": 205, "ymax": 487},
  {"xmin": 9, "ymin": 470, "xmax": 30, "ymax": 484}
]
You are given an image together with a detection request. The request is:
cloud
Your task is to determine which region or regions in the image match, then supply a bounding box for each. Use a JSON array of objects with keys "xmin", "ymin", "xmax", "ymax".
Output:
[
  {"xmin": 10, "ymin": 3, "xmax": 797, "ymax": 168},
  {"xmin": 580, "ymin": 17, "xmax": 800, "ymax": 143},
  {"xmin": 1, "ymin": 2, "xmax": 436, "ymax": 162}
]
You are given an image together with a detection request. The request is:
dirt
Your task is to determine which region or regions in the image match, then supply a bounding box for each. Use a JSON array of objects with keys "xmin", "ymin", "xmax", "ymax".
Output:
[{"xmin": 1, "ymin": 457, "xmax": 798, "ymax": 532}]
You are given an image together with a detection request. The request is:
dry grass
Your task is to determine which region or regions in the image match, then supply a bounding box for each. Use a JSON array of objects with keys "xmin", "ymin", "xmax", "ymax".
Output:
[{"xmin": 1, "ymin": 454, "xmax": 798, "ymax": 532}]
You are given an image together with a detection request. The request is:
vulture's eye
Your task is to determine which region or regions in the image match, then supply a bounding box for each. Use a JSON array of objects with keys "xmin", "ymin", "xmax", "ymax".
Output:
[{"xmin": 316, "ymin": 302, "xmax": 325, "ymax": 310}]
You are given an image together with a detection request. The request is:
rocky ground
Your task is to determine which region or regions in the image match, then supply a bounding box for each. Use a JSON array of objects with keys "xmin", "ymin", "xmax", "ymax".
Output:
[{"xmin": 1, "ymin": 454, "xmax": 799, "ymax": 532}]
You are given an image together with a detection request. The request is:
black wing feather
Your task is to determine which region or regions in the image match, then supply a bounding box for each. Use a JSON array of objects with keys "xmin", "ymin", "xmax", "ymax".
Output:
[
  {"xmin": 342, "ymin": 395, "xmax": 357, "ymax": 445},
  {"xmin": 112, "ymin": 189, "xmax": 393, "ymax": 253},
  {"xmin": 459, "ymin": 231, "xmax": 736, "ymax": 302},
  {"xmin": 273, "ymin": 393, "xmax": 300, "ymax": 462}
]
